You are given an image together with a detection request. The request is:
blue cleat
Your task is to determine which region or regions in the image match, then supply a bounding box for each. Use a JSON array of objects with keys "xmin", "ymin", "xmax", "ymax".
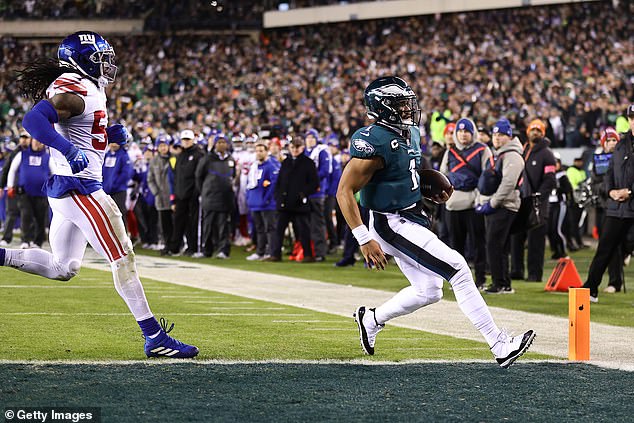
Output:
[{"xmin": 144, "ymin": 318, "xmax": 199, "ymax": 359}]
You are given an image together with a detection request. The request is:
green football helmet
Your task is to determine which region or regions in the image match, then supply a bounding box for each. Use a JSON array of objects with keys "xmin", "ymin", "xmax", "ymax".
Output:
[{"xmin": 364, "ymin": 76, "xmax": 421, "ymax": 129}]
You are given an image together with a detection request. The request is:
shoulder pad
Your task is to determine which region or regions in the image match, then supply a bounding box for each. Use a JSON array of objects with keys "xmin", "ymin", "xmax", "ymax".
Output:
[
  {"xmin": 350, "ymin": 126, "xmax": 384, "ymax": 158},
  {"xmin": 50, "ymin": 73, "xmax": 88, "ymax": 97}
]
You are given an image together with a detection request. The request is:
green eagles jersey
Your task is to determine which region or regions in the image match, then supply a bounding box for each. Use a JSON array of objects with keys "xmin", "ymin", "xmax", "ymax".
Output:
[{"xmin": 349, "ymin": 124, "xmax": 422, "ymax": 212}]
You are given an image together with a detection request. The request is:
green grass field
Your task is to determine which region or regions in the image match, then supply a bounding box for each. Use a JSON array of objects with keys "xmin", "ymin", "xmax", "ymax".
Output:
[{"xmin": 1, "ymin": 247, "xmax": 633, "ymax": 422}]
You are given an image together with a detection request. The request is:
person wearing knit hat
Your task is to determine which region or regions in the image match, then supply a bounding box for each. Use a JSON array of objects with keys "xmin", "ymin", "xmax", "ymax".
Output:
[
  {"xmin": 443, "ymin": 122, "xmax": 456, "ymax": 148},
  {"xmin": 304, "ymin": 127, "xmax": 332, "ymax": 261},
  {"xmin": 196, "ymin": 130, "xmax": 236, "ymax": 259},
  {"xmin": 600, "ymin": 127, "xmax": 620, "ymax": 150},
  {"xmin": 441, "ymin": 116, "xmax": 492, "ymax": 288},
  {"xmin": 510, "ymin": 117, "xmax": 557, "ymax": 282},
  {"xmin": 526, "ymin": 119, "xmax": 546, "ymax": 137},
  {"xmin": 583, "ymin": 109, "xmax": 634, "ymax": 301},
  {"xmin": 587, "ymin": 126, "xmax": 624, "ymax": 294},
  {"xmin": 478, "ymin": 116, "xmax": 525, "ymax": 294},
  {"xmin": 493, "ymin": 118, "xmax": 513, "ymax": 138},
  {"xmin": 148, "ymin": 130, "xmax": 176, "ymax": 252}
]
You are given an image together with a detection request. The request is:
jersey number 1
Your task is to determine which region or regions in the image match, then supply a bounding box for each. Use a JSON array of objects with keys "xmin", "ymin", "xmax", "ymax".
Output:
[
  {"xmin": 409, "ymin": 159, "xmax": 419, "ymax": 191},
  {"xmin": 91, "ymin": 110, "xmax": 108, "ymax": 150}
]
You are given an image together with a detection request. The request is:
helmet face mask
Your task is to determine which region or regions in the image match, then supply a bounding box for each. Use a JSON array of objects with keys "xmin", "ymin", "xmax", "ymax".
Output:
[
  {"xmin": 58, "ymin": 31, "xmax": 118, "ymax": 86},
  {"xmin": 364, "ymin": 76, "xmax": 421, "ymax": 129}
]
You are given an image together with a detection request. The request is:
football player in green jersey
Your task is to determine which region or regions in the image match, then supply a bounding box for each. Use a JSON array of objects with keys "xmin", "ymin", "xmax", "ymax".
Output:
[{"xmin": 336, "ymin": 76, "xmax": 535, "ymax": 368}]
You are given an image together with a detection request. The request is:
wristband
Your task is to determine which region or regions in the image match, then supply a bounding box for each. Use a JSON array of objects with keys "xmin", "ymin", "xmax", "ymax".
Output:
[{"xmin": 351, "ymin": 225, "xmax": 372, "ymax": 246}]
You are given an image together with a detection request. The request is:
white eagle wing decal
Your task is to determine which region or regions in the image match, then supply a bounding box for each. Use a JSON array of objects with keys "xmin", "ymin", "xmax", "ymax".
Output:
[{"xmin": 352, "ymin": 138, "xmax": 375, "ymax": 154}]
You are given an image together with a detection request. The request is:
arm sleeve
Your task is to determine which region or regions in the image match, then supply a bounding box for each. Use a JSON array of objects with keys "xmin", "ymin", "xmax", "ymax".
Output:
[
  {"xmin": 317, "ymin": 150, "xmax": 331, "ymax": 180},
  {"xmin": 7, "ymin": 152, "xmax": 22, "ymax": 187},
  {"xmin": 167, "ymin": 165, "xmax": 175, "ymax": 203},
  {"xmin": 538, "ymin": 151, "xmax": 557, "ymax": 195},
  {"xmin": 195, "ymin": 158, "xmax": 205, "ymax": 194},
  {"xmin": 22, "ymin": 100, "xmax": 74, "ymax": 156}
]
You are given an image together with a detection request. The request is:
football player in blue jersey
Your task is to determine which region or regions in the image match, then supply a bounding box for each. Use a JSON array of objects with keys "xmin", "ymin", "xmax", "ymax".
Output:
[{"xmin": 337, "ymin": 76, "xmax": 535, "ymax": 368}]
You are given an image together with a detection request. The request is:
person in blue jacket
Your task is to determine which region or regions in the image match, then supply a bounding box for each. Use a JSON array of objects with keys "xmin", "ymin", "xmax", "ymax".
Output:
[
  {"xmin": 103, "ymin": 141, "xmax": 133, "ymax": 230},
  {"xmin": 6, "ymin": 137, "xmax": 54, "ymax": 248},
  {"xmin": 246, "ymin": 142, "xmax": 279, "ymax": 260},
  {"xmin": 304, "ymin": 128, "xmax": 332, "ymax": 261}
]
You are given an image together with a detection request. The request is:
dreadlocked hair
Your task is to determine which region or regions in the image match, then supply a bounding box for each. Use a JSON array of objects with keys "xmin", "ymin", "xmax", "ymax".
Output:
[{"xmin": 14, "ymin": 57, "xmax": 81, "ymax": 102}]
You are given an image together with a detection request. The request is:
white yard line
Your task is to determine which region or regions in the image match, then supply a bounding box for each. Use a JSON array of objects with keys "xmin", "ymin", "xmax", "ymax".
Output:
[{"xmin": 77, "ymin": 253, "xmax": 634, "ymax": 367}]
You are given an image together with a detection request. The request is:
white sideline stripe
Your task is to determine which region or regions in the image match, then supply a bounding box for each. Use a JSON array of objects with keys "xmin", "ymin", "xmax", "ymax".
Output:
[
  {"xmin": 306, "ymin": 328, "xmax": 352, "ymax": 331},
  {"xmin": 271, "ymin": 320, "xmax": 347, "ymax": 323},
  {"xmin": 160, "ymin": 296, "xmax": 227, "ymax": 299},
  {"xmin": 182, "ymin": 301, "xmax": 255, "ymax": 304},
  {"xmin": 0, "ymin": 313, "xmax": 308, "ymax": 317},
  {"xmin": 182, "ymin": 305, "xmax": 285, "ymax": 310},
  {"xmin": 1, "ymin": 358, "xmax": 632, "ymax": 372}
]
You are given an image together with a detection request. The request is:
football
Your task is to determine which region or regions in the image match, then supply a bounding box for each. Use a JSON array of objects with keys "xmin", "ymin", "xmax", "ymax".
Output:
[{"xmin": 419, "ymin": 169, "xmax": 453, "ymax": 199}]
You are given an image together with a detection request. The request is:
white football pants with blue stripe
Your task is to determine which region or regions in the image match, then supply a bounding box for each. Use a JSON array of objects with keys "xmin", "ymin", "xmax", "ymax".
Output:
[{"xmin": 370, "ymin": 211, "xmax": 501, "ymax": 347}]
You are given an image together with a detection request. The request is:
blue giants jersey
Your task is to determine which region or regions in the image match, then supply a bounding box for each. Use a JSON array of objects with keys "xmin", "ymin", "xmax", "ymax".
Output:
[{"xmin": 349, "ymin": 124, "xmax": 421, "ymax": 212}]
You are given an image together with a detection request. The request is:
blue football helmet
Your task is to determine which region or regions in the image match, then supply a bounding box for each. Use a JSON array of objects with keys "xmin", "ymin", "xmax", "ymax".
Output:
[
  {"xmin": 364, "ymin": 76, "xmax": 421, "ymax": 129},
  {"xmin": 58, "ymin": 31, "xmax": 117, "ymax": 86}
]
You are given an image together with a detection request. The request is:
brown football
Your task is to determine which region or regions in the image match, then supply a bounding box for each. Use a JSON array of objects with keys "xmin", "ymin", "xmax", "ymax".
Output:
[{"xmin": 419, "ymin": 169, "xmax": 453, "ymax": 198}]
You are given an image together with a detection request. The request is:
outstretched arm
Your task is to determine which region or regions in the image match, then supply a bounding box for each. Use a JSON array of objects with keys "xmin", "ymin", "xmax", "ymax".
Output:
[{"xmin": 336, "ymin": 157, "xmax": 387, "ymax": 270}]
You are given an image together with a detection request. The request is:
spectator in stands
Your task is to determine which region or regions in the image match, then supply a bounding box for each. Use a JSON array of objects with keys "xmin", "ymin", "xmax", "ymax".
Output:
[
  {"xmin": 266, "ymin": 137, "xmax": 318, "ymax": 262},
  {"xmin": 196, "ymin": 134, "xmax": 236, "ymax": 259},
  {"xmin": 510, "ymin": 119, "xmax": 557, "ymax": 282},
  {"xmin": 441, "ymin": 118, "xmax": 491, "ymax": 289},
  {"xmin": 163, "ymin": 129, "xmax": 204, "ymax": 256},
  {"xmin": 147, "ymin": 135, "xmax": 174, "ymax": 249},
  {"xmin": 6, "ymin": 137, "xmax": 54, "ymax": 248},
  {"xmin": 246, "ymin": 142, "xmax": 278, "ymax": 261}
]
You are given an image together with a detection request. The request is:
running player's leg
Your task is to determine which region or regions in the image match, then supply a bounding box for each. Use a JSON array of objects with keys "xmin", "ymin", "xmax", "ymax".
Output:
[
  {"xmin": 366, "ymin": 212, "xmax": 535, "ymax": 366},
  {"xmin": 0, "ymin": 198, "xmax": 84, "ymax": 280},
  {"xmin": 71, "ymin": 190, "xmax": 198, "ymax": 358},
  {"xmin": 369, "ymin": 212, "xmax": 501, "ymax": 347}
]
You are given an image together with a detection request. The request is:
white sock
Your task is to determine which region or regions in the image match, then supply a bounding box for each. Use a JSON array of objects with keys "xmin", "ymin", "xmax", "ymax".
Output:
[
  {"xmin": 111, "ymin": 254, "xmax": 153, "ymax": 321},
  {"xmin": 450, "ymin": 268, "xmax": 501, "ymax": 347}
]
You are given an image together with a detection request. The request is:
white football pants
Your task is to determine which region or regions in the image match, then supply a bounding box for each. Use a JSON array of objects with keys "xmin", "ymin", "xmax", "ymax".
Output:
[
  {"xmin": 369, "ymin": 211, "xmax": 501, "ymax": 347},
  {"xmin": 3, "ymin": 189, "xmax": 152, "ymax": 321}
]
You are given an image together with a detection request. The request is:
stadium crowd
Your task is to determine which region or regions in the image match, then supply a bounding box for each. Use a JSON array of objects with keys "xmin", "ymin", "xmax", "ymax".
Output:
[{"xmin": 0, "ymin": 1, "xmax": 633, "ymax": 289}]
